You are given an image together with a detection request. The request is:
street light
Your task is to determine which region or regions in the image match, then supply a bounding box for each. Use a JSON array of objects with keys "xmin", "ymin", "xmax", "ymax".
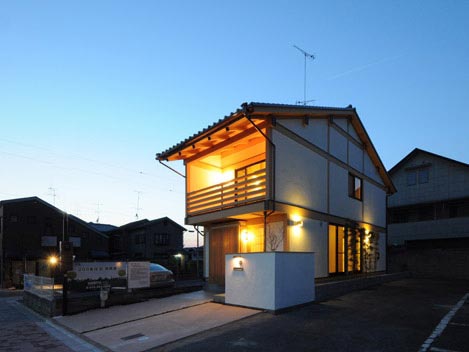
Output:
[{"xmin": 48, "ymin": 255, "xmax": 58, "ymax": 278}]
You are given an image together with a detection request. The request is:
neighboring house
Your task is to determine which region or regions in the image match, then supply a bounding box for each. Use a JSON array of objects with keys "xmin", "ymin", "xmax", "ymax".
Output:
[
  {"xmin": 109, "ymin": 217, "xmax": 185, "ymax": 269},
  {"xmin": 388, "ymin": 148, "xmax": 469, "ymax": 245},
  {"xmin": 0, "ymin": 196, "xmax": 109, "ymax": 287},
  {"xmin": 156, "ymin": 102, "xmax": 395, "ymax": 286}
]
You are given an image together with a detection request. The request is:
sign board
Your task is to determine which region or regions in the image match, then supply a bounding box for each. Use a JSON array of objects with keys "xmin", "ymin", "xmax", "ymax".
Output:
[
  {"xmin": 41, "ymin": 236, "xmax": 57, "ymax": 247},
  {"xmin": 73, "ymin": 262, "xmax": 126, "ymax": 280},
  {"xmin": 70, "ymin": 262, "xmax": 127, "ymax": 291},
  {"xmin": 127, "ymin": 261, "xmax": 150, "ymax": 289}
]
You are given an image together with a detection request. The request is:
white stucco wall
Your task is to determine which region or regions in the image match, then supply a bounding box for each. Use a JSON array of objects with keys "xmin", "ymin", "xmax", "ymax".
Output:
[
  {"xmin": 288, "ymin": 218, "xmax": 328, "ymax": 278},
  {"xmin": 225, "ymin": 252, "xmax": 315, "ymax": 311},
  {"xmin": 363, "ymin": 181, "xmax": 387, "ymax": 228},
  {"xmin": 364, "ymin": 152, "xmax": 383, "ymax": 184},
  {"xmin": 279, "ymin": 118, "xmax": 328, "ymax": 151},
  {"xmin": 329, "ymin": 163, "xmax": 362, "ymax": 221},
  {"xmin": 329, "ymin": 127, "xmax": 347, "ymax": 163},
  {"xmin": 348, "ymin": 142, "xmax": 363, "ymax": 172},
  {"xmin": 273, "ymin": 130, "xmax": 327, "ymax": 213}
]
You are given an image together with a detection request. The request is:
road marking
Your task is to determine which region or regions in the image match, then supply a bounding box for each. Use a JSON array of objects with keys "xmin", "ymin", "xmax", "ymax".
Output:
[
  {"xmin": 430, "ymin": 347, "xmax": 463, "ymax": 352},
  {"xmin": 449, "ymin": 322, "xmax": 469, "ymax": 327},
  {"xmin": 419, "ymin": 293, "xmax": 469, "ymax": 352}
]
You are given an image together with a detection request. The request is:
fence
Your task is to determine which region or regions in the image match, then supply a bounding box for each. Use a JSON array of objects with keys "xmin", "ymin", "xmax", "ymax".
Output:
[{"xmin": 23, "ymin": 274, "xmax": 55, "ymax": 301}]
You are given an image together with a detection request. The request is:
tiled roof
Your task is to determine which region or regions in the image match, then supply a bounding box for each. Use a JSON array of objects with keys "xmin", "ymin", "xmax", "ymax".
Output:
[{"xmin": 156, "ymin": 102, "xmax": 354, "ymax": 160}]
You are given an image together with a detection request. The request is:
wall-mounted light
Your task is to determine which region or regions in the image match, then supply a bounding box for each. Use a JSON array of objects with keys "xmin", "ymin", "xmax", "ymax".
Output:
[
  {"xmin": 174, "ymin": 253, "xmax": 183, "ymax": 259},
  {"xmin": 241, "ymin": 230, "xmax": 251, "ymax": 242},
  {"xmin": 233, "ymin": 256, "xmax": 244, "ymax": 271},
  {"xmin": 287, "ymin": 219, "xmax": 303, "ymax": 227}
]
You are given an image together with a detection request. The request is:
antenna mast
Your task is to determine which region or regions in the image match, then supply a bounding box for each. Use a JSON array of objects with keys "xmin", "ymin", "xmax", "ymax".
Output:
[
  {"xmin": 48, "ymin": 187, "xmax": 57, "ymax": 206},
  {"xmin": 293, "ymin": 45, "xmax": 315, "ymax": 105},
  {"xmin": 134, "ymin": 191, "xmax": 142, "ymax": 220}
]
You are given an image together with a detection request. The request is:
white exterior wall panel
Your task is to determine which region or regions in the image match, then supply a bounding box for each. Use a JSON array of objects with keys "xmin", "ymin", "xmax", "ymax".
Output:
[
  {"xmin": 329, "ymin": 127, "xmax": 347, "ymax": 163},
  {"xmin": 348, "ymin": 141, "xmax": 363, "ymax": 172},
  {"xmin": 279, "ymin": 119, "xmax": 328, "ymax": 151},
  {"xmin": 364, "ymin": 153, "xmax": 383, "ymax": 185},
  {"xmin": 329, "ymin": 163, "xmax": 362, "ymax": 221},
  {"xmin": 273, "ymin": 130, "xmax": 327, "ymax": 213},
  {"xmin": 363, "ymin": 181, "xmax": 387, "ymax": 228},
  {"xmin": 288, "ymin": 218, "xmax": 328, "ymax": 278}
]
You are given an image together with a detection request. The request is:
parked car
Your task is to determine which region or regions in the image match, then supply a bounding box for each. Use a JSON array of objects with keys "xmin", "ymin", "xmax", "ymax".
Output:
[{"xmin": 150, "ymin": 263, "xmax": 175, "ymax": 288}]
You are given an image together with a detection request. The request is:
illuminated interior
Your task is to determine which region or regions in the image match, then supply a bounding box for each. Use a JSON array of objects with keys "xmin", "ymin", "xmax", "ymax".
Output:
[
  {"xmin": 186, "ymin": 130, "xmax": 267, "ymax": 216},
  {"xmin": 239, "ymin": 225, "xmax": 264, "ymax": 253}
]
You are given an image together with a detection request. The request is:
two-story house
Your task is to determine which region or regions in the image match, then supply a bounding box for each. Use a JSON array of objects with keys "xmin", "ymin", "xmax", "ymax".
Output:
[
  {"xmin": 108, "ymin": 217, "xmax": 185, "ymax": 270},
  {"xmin": 388, "ymin": 148, "xmax": 469, "ymax": 245},
  {"xmin": 157, "ymin": 102, "xmax": 395, "ymax": 286},
  {"xmin": 0, "ymin": 196, "xmax": 109, "ymax": 287}
]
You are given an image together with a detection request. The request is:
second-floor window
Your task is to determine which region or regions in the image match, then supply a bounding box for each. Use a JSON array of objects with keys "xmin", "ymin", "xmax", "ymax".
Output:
[
  {"xmin": 134, "ymin": 233, "xmax": 145, "ymax": 245},
  {"xmin": 348, "ymin": 173, "xmax": 363, "ymax": 201},
  {"xmin": 154, "ymin": 233, "xmax": 169, "ymax": 246},
  {"xmin": 406, "ymin": 167, "xmax": 430, "ymax": 186}
]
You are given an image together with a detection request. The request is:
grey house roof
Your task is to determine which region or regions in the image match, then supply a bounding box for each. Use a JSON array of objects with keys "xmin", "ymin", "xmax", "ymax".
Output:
[{"xmin": 389, "ymin": 148, "xmax": 469, "ymax": 175}]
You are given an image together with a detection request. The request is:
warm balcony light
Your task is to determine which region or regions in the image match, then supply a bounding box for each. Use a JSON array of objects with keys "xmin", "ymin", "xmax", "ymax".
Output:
[
  {"xmin": 241, "ymin": 230, "xmax": 251, "ymax": 242},
  {"xmin": 209, "ymin": 169, "xmax": 234, "ymax": 185}
]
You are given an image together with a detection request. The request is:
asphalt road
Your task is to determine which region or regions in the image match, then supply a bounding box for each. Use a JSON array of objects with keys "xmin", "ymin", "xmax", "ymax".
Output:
[{"xmin": 153, "ymin": 278, "xmax": 469, "ymax": 352}]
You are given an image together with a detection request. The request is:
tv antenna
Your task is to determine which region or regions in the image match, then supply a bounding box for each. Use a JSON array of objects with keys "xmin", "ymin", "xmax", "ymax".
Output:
[
  {"xmin": 48, "ymin": 187, "xmax": 57, "ymax": 206},
  {"xmin": 95, "ymin": 202, "xmax": 101, "ymax": 223},
  {"xmin": 293, "ymin": 45, "xmax": 315, "ymax": 105},
  {"xmin": 134, "ymin": 191, "xmax": 142, "ymax": 220}
]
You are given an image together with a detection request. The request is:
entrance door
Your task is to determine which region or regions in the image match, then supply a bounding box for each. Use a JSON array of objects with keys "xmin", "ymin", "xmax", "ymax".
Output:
[
  {"xmin": 209, "ymin": 225, "xmax": 238, "ymax": 286},
  {"xmin": 328, "ymin": 225, "xmax": 345, "ymax": 274}
]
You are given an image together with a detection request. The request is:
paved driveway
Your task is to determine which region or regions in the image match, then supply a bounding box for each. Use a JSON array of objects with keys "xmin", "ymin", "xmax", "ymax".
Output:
[
  {"xmin": 150, "ymin": 278, "xmax": 469, "ymax": 352},
  {"xmin": 55, "ymin": 290, "xmax": 260, "ymax": 352}
]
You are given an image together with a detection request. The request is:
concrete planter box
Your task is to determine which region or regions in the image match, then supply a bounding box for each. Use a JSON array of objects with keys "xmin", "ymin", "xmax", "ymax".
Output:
[{"xmin": 225, "ymin": 252, "xmax": 315, "ymax": 312}]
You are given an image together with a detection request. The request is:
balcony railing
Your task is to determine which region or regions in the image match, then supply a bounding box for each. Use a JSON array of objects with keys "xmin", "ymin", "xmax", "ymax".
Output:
[{"xmin": 187, "ymin": 168, "xmax": 267, "ymax": 216}]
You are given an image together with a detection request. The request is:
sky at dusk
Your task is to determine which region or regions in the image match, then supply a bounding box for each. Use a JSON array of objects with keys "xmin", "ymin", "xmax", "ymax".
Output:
[{"xmin": 1, "ymin": 1, "xmax": 468, "ymax": 247}]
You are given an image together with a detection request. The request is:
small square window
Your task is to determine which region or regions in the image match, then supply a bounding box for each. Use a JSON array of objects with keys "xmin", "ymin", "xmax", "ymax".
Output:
[
  {"xmin": 406, "ymin": 171, "xmax": 417, "ymax": 186},
  {"xmin": 348, "ymin": 174, "xmax": 363, "ymax": 201},
  {"xmin": 418, "ymin": 168, "xmax": 429, "ymax": 184}
]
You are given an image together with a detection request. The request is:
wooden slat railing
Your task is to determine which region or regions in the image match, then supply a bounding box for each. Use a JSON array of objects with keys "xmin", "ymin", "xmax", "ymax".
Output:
[{"xmin": 187, "ymin": 168, "xmax": 266, "ymax": 216}]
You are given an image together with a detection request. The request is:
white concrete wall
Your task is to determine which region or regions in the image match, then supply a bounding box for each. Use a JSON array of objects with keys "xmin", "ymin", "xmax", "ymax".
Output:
[
  {"xmin": 273, "ymin": 130, "xmax": 328, "ymax": 213},
  {"xmin": 225, "ymin": 252, "xmax": 315, "ymax": 311},
  {"xmin": 329, "ymin": 163, "xmax": 362, "ymax": 220},
  {"xmin": 287, "ymin": 218, "xmax": 328, "ymax": 278}
]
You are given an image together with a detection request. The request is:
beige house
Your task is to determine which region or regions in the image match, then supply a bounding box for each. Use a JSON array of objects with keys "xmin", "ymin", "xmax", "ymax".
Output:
[{"xmin": 157, "ymin": 102, "xmax": 395, "ymax": 287}]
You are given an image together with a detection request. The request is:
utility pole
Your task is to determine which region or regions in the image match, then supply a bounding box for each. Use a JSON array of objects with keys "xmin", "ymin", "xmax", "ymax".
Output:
[{"xmin": 293, "ymin": 45, "xmax": 315, "ymax": 105}]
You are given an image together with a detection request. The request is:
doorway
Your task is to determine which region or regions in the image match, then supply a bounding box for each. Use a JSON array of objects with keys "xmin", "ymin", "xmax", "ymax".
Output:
[
  {"xmin": 209, "ymin": 224, "xmax": 239, "ymax": 286},
  {"xmin": 328, "ymin": 224, "xmax": 362, "ymax": 275}
]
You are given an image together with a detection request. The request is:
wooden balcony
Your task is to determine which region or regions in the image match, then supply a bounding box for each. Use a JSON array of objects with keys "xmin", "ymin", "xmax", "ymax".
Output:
[{"xmin": 187, "ymin": 168, "xmax": 267, "ymax": 216}]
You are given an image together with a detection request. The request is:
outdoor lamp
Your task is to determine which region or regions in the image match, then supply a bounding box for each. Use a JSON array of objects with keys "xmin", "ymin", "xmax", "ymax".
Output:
[
  {"xmin": 233, "ymin": 256, "xmax": 244, "ymax": 271},
  {"xmin": 48, "ymin": 255, "xmax": 58, "ymax": 265}
]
